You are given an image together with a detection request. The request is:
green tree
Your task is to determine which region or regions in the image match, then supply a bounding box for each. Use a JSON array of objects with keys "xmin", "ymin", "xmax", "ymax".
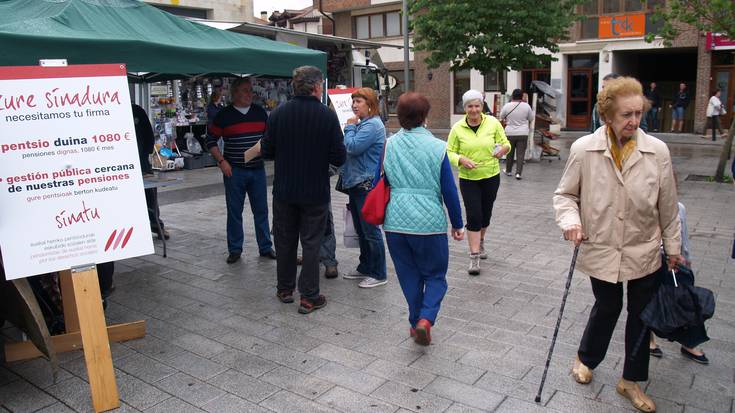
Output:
[
  {"xmin": 646, "ymin": 0, "xmax": 735, "ymax": 182},
  {"xmin": 409, "ymin": 0, "xmax": 585, "ymax": 92}
]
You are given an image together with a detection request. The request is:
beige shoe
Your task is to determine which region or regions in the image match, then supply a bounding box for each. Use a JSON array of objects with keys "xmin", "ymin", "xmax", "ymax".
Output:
[
  {"xmin": 468, "ymin": 253, "xmax": 481, "ymax": 275},
  {"xmin": 616, "ymin": 379, "xmax": 656, "ymax": 412},
  {"xmin": 572, "ymin": 356, "xmax": 592, "ymax": 384}
]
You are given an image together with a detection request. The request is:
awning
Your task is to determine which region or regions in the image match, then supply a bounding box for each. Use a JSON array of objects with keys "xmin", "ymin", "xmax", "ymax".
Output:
[{"xmin": 0, "ymin": 0, "xmax": 326, "ymax": 79}]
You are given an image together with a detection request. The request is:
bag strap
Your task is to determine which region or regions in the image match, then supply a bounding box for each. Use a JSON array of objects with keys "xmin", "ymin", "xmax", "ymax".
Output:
[{"xmin": 503, "ymin": 102, "xmax": 521, "ymax": 120}]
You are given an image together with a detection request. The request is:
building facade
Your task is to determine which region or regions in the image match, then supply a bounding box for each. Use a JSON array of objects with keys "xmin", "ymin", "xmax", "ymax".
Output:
[{"xmin": 145, "ymin": 0, "xmax": 254, "ymax": 22}]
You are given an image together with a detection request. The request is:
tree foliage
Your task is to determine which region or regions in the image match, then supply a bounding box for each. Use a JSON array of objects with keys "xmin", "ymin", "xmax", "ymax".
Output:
[
  {"xmin": 646, "ymin": 0, "xmax": 735, "ymax": 182},
  {"xmin": 408, "ymin": 0, "xmax": 585, "ymax": 81},
  {"xmin": 645, "ymin": 0, "xmax": 735, "ymax": 43}
]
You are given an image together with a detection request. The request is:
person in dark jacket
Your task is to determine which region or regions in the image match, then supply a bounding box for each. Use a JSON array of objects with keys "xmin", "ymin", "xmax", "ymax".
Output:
[
  {"xmin": 261, "ymin": 66, "xmax": 346, "ymax": 314},
  {"xmin": 132, "ymin": 103, "xmax": 168, "ymax": 240},
  {"xmin": 669, "ymin": 82, "xmax": 690, "ymax": 132},
  {"xmin": 644, "ymin": 82, "xmax": 661, "ymax": 132}
]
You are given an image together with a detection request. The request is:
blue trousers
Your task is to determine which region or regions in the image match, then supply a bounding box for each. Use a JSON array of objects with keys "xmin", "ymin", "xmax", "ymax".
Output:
[
  {"xmin": 223, "ymin": 166, "xmax": 272, "ymax": 255},
  {"xmin": 348, "ymin": 186, "xmax": 386, "ymax": 280},
  {"xmin": 386, "ymin": 232, "xmax": 449, "ymax": 327},
  {"xmin": 319, "ymin": 207, "xmax": 337, "ymax": 267}
]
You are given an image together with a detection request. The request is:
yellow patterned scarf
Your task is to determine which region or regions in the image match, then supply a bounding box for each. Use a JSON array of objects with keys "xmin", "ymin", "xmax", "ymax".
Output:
[{"xmin": 607, "ymin": 127, "xmax": 637, "ymax": 171}]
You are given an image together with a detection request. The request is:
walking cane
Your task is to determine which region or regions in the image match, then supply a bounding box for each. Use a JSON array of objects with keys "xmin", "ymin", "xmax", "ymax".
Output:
[{"xmin": 535, "ymin": 244, "xmax": 580, "ymax": 403}]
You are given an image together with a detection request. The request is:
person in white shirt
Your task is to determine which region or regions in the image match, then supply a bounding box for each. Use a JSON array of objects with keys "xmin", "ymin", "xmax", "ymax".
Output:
[
  {"xmin": 499, "ymin": 89, "xmax": 534, "ymax": 179},
  {"xmin": 706, "ymin": 89, "xmax": 725, "ymax": 141}
]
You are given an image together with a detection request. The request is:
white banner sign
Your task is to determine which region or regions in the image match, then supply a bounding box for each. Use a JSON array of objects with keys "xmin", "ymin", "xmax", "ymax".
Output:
[
  {"xmin": 0, "ymin": 63, "xmax": 154, "ymax": 280},
  {"xmin": 327, "ymin": 88, "xmax": 358, "ymax": 131}
]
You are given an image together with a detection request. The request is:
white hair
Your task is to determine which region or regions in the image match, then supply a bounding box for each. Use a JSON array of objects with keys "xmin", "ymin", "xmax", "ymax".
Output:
[{"xmin": 462, "ymin": 89, "xmax": 484, "ymax": 107}]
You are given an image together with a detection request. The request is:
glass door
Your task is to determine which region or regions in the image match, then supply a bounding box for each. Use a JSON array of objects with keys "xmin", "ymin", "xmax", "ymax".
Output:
[
  {"xmin": 567, "ymin": 69, "xmax": 593, "ymax": 130},
  {"xmin": 712, "ymin": 69, "xmax": 732, "ymax": 128}
]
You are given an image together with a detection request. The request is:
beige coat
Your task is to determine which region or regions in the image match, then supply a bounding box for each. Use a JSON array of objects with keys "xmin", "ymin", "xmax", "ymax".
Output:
[{"xmin": 553, "ymin": 127, "xmax": 681, "ymax": 283}]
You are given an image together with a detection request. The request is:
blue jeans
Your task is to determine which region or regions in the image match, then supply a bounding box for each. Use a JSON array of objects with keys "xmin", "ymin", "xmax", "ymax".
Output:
[
  {"xmin": 348, "ymin": 185, "xmax": 386, "ymax": 280},
  {"xmin": 320, "ymin": 207, "xmax": 337, "ymax": 267},
  {"xmin": 223, "ymin": 166, "xmax": 272, "ymax": 254},
  {"xmin": 672, "ymin": 106, "xmax": 685, "ymax": 120},
  {"xmin": 386, "ymin": 232, "xmax": 449, "ymax": 327},
  {"xmin": 647, "ymin": 107, "xmax": 659, "ymax": 131}
]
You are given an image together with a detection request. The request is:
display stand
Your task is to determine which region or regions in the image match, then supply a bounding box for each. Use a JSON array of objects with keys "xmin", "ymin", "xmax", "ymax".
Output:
[{"xmin": 4, "ymin": 266, "xmax": 146, "ymax": 412}]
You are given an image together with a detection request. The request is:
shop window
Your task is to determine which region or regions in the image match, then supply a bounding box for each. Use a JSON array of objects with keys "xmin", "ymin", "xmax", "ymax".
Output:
[
  {"xmin": 484, "ymin": 71, "xmax": 505, "ymax": 92},
  {"xmin": 603, "ymin": 0, "xmax": 622, "ymax": 13},
  {"xmin": 354, "ymin": 12, "xmax": 402, "ymax": 39},
  {"xmin": 387, "ymin": 70, "xmax": 414, "ymax": 114},
  {"xmin": 386, "ymin": 12, "xmax": 401, "ymax": 37},
  {"xmin": 624, "ymin": 0, "xmax": 643, "ymax": 11},
  {"xmin": 453, "ymin": 69, "xmax": 471, "ymax": 114},
  {"xmin": 647, "ymin": 0, "xmax": 665, "ymax": 10},
  {"xmin": 356, "ymin": 16, "xmax": 369, "ymax": 39},
  {"xmin": 581, "ymin": 0, "xmax": 598, "ymax": 15},
  {"xmin": 580, "ymin": 17, "xmax": 598, "ymax": 39}
]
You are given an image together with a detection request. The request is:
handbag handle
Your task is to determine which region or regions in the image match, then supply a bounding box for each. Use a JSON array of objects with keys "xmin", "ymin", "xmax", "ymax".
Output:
[{"xmin": 671, "ymin": 269, "xmax": 678, "ymax": 288}]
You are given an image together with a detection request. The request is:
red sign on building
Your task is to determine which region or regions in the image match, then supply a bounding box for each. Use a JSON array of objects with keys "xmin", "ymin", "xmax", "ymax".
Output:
[{"xmin": 706, "ymin": 32, "xmax": 735, "ymax": 50}]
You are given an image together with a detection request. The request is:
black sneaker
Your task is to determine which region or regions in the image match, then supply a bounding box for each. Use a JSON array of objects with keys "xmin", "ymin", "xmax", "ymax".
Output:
[
  {"xmin": 649, "ymin": 346, "xmax": 663, "ymax": 358},
  {"xmin": 276, "ymin": 290, "xmax": 294, "ymax": 303},
  {"xmin": 298, "ymin": 295, "xmax": 327, "ymax": 314},
  {"xmin": 226, "ymin": 253, "xmax": 241, "ymax": 264},
  {"xmin": 680, "ymin": 347, "xmax": 709, "ymax": 364},
  {"xmin": 324, "ymin": 266, "xmax": 339, "ymax": 279},
  {"xmin": 259, "ymin": 250, "xmax": 277, "ymax": 260}
]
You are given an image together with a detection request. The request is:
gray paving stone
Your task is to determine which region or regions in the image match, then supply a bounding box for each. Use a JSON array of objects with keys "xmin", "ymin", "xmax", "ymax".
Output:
[
  {"xmin": 45, "ymin": 375, "xmax": 98, "ymax": 413},
  {"xmin": 312, "ymin": 362, "xmax": 386, "ymax": 395},
  {"xmin": 7, "ymin": 357, "xmax": 73, "ymax": 388},
  {"xmin": 316, "ymin": 386, "xmax": 398, "ymax": 413},
  {"xmin": 0, "ymin": 366, "xmax": 18, "ymax": 386},
  {"xmin": 169, "ymin": 333, "xmax": 227, "ymax": 359},
  {"xmin": 117, "ymin": 370, "xmax": 173, "ymax": 411},
  {"xmin": 259, "ymin": 326, "xmax": 324, "ymax": 353},
  {"xmin": 409, "ymin": 354, "xmax": 485, "ymax": 385},
  {"xmin": 124, "ymin": 336, "xmax": 186, "ymax": 362},
  {"xmin": 208, "ymin": 369, "xmax": 279, "ymax": 403},
  {"xmin": 458, "ymin": 350, "xmax": 533, "ymax": 380},
  {"xmin": 364, "ymin": 359, "xmax": 437, "ymax": 390},
  {"xmin": 307, "ymin": 343, "xmax": 376, "ymax": 370},
  {"xmin": 161, "ymin": 351, "xmax": 228, "ymax": 381},
  {"xmin": 423, "ymin": 377, "xmax": 504, "ymax": 411},
  {"xmin": 370, "ymin": 381, "xmax": 453, "ymax": 413},
  {"xmin": 252, "ymin": 342, "xmax": 328, "ymax": 374},
  {"xmin": 200, "ymin": 393, "xmax": 271, "ymax": 413},
  {"xmin": 115, "ymin": 353, "xmax": 177, "ymax": 384},
  {"xmin": 0, "ymin": 379, "xmax": 56, "ymax": 412},
  {"xmin": 261, "ymin": 366, "xmax": 335, "ymax": 400},
  {"xmin": 35, "ymin": 402, "xmax": 77, "ymax": 413},
  {"xmin": 494, "ymin": 397, "xmax": 564, "ymax": 413},
  {"xmin": 144, "ymin": 397, "xmax": 204, "ymax": 412},
  {"xmin": 155, "ymin": 373, "xmax": 225, "ymax": 408},
  {"xmin": 443, "ymin": 403, "xmax": 485, "ymax": 413},
  {"xmin": 260, "ymin": 390, "xmax": 340, "ymax": 413},
  {"xmin": 209, "ymin": 348, "xmax": 279, "ymax": 378},
  {"xmin": 546, "ymin": 390, "xmax": 631, "ymax": 413}
]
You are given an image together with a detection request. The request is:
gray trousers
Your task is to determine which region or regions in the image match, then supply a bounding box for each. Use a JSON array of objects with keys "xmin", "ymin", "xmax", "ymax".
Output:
[{"xmin": 506, "ymin": 135, "xmax": 528, "ymax": 175}]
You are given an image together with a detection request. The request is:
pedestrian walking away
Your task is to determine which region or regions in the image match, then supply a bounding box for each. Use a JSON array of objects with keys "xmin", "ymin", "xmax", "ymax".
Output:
[
  {"xmin": 206, "ymin": 77, "xmax": 275, "ymax": 264},
  {"xmin": 644, "ymin": 81, "xmax": 661, "ymax": 132},
  {"xmin": 706, "ymin": 89, "xmax": 725, "ymax": 141},
  {"xmin": 340, "ymin": 87, "xmax": 388, "ymax": 288},
  {"xmin": 499, "ymin": 88, "xmax": 534, "ymax": 180},
  {"xmin": 261, "ymin": 65, "xmax": 346, "ymax": 314},
  {"xmin": 382, "ymin": 92, "xmax": 464, "ymax": 346},
  {"xmin": 447, "ymin": 89, "xmax": 510, "ymax": 275},
  {"xmin": 553, "ymin": 76, "xmax": 682, "ymax": 413}
]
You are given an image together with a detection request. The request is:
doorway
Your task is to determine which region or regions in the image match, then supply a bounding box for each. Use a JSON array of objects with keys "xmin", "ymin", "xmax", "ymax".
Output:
[{"xmin": 567, "ymin": 69, "xmax": 594, "ymax": 130}]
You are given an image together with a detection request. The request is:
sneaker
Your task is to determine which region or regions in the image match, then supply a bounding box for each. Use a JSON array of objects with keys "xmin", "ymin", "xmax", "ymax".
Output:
[
  {"xmin": 226, "ymin": 253, "xmax": 241, "ymax": 264},
  {"xmin": 680, "ymin": 347, "xmax": 709, "ymax": 364},
  {"xmin": 414, "ymin": 319, "xmax": 432, "ymax": 346},
  {"xmin": 479, "ymin": 243, "xmax": 488, "ymax": 260},
  {"xmin": 359, "ymin": 277, "xmax": 387, "ymax": 288},
  {"xmin": 649, "ymin": 346, "xmax": 663, "ymax": 358},
  {"xmin": 259, "ymin": 250, "xmax": 277, "ymax": 260},
  {"xmin": 324, "ymin": 265, "xmax": 339, "ymax": 279},
  {"xmin": 468, "ymin": 253, "xmax": 481, "ymax": 275},
  {"xmin": 515, "ymin": 173, "xmax": 522, "ymax": 180},
  {"xmin": 343, "ymin": 270, "xmax": 370, "ymax": 280},
  {"xmin": 505, "ymin": 171, "xmax": 513, "ymax": 176},
  {"xmin": 276, "ymin": 290, "xmax": 294, "ymax": 303},
  {"xmin": 298, "ymin": 295, "xmax": 327, "ymax": 314}
]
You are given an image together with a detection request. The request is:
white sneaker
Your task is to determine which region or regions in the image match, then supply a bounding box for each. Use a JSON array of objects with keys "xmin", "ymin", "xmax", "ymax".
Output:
[
  {"xmin": 359, "ymin": 277, "xmax": 388, "ymax": 288},
  {"xmin": 343, "ymin": 270, "xmax": 370, "ymax": 280},
  {"xmin": 479, "ymin": 243, "xmax": 488, "ymax": 260},
  {"xmin": 468, "ymin": 253, "xmax": 481, "ymax": 275}
]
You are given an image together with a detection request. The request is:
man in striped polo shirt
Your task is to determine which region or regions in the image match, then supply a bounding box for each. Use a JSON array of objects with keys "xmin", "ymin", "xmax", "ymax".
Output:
[{"xmin": 206, "ymin": 78, "xmax": 276, "ymax": 264}]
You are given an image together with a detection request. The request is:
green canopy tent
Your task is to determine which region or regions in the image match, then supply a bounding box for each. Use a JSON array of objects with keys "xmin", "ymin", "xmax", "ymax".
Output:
[{"xmin": 0, "ymin": 0, "xmax": 326, "ymax": 79}]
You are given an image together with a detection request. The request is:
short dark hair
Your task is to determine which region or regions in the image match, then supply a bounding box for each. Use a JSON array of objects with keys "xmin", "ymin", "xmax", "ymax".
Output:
[
  {"xmin": 397, "ymin": 92, "xmax": 431, "ymax": 130},
  {"xmin": 229, "ymin": 77, "xmax": 252, "ymax": 96},
  {"xmin": 602, "ymin": 73, "xmax": 620, "ymax": 81},
  {"xmin": 292, "ymin": 66, "xmax": 323, "ymax": 96},
  {"xmin": 511, "ymin": 88, "xmax": 523, "ymax": 100}
]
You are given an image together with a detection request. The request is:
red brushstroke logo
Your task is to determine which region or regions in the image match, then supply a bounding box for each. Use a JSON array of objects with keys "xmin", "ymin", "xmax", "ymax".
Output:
[{"xmin": 104, "ymin": 227, "xmax": 134, "ymax": 251}]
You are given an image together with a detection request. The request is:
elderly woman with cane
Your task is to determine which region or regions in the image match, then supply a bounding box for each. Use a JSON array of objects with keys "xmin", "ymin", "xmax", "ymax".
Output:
[{"xmin": 553, "ymin": 77, "xmax": 682, "ymax": 413}]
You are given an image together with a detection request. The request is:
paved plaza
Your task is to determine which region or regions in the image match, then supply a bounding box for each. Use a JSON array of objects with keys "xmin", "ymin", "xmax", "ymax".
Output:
[{"xmin": 1, "ymin": 134, "xmax": 734, "ymax": 412}]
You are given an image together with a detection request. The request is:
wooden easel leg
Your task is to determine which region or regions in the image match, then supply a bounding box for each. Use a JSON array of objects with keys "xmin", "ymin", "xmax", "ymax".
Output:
[
  {"xmin": 59, "ymin": 270, "xmax": 80, "ymax": 333},
  {"xmin": 71, "ymin": 265, "xmax": 120, "ymax": 412}
]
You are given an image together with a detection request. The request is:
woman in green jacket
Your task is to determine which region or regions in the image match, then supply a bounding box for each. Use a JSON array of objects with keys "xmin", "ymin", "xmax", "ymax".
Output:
[{"xmin": 447, "ymin": 90, "xmax": 510, "ymax": 275}]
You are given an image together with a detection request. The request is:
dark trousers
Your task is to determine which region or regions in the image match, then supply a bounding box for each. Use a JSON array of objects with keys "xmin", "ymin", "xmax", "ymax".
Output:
[
  {"xmin": 578, "ymin": 270, "xmax": 659, "ymax": 382},
  {"xmin": 386, "ymin": 232, "xmax": 448, "ymax": 327},
  {"xmin": 708, "ymin": 116, "xmax": 721, "ymax": 141},
  {"xmin": 274, "ymin": 199, "xmax": 329, "ymax": 300},
  {"xmin": 505, "ymin": 135, "xmax": 527, "ymax": 176},
  {"xmin": 459, "ymin": 175, "xmax": 500, "ymax": 231},
  {"xmin": 144, "ymin": 188, "xmax": 164, "ymax": 231},
  {"xmin": 347, "ymin": 186, "xmax": 387, "ymax": 280}
]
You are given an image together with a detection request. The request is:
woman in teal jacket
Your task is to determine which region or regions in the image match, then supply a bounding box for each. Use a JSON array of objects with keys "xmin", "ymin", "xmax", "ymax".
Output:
[{"xmin": 382, "ymin": 92, "xmax": 465, "ymax": 346}]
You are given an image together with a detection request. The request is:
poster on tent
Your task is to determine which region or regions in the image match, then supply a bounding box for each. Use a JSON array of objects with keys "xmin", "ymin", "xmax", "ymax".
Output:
[
  {"xmin": 0, "ymin": 63, "xmax": 153, "ymax": 280},
  {"xmin": 327, "ymin": 88, "xmax": 358, "ymax": 130}
]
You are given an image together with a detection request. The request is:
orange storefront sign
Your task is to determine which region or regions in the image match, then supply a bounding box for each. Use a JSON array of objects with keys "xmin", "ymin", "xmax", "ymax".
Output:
[{"xmin": 599, "ymin": 13, "xmax": 646, "ymax": 38}]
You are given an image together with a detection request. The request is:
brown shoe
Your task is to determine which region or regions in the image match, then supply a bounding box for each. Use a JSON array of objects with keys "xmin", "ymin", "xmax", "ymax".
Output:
[
  {"xmin": 324, "ymin": 265, "xmax": 338, "ymax": 279},
  {"xmin": 616, "ymin": 379, "xmax": 656, "ymax": 412},
  {"xmin": 572, "ymin": 356, "xmax": 592, "ymax": 384}
]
